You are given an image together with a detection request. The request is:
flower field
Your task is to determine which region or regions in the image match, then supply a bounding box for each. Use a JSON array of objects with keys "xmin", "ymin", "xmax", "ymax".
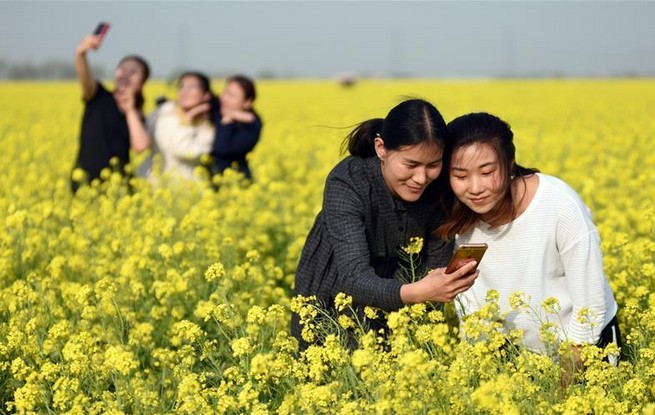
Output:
[{"xmin": 1, "ymin": 79, "xmax": 654, "ymax": 414}]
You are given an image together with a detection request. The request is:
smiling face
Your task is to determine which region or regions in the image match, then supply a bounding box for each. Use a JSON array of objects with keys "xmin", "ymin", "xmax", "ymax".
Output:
[
  {"xmin": 114, "ymin": 58, "xmax": 146, "ymax": 92},
  {"xmin": 375, "ymin": 138, "xmax": 444, "ymax": 202},
  {"xmin": 449, "ymin": 142, "xmax": 509, "ymax": 222},
  {"xmin": 220, "ymin": 80, "xmax": 252, "ymax": 114},
  {"xmin": 177, "ymin": 75, "xmax": 210, "ymax": 111}
]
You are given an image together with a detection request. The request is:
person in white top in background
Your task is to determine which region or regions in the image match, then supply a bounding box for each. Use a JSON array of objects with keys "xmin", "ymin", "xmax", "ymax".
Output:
[
  {"xmin": 138, "ymin": 71, "xmax": 217, "ymax": 182},
  {"xmin": 436, "ymin": 112, "xmax": 620, "ymax": 381}
]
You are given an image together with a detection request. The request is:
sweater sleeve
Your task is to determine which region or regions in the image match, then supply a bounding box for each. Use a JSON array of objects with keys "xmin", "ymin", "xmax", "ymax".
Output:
[
  {"xmin": 322, "ymin": 177, "xmax": 404, "ymax": 311},
  {"xmin": 213, "ymin": 118, "xmax": 262, "ymax": 157},
  {"xmin": 558, "ymin": 211, "xmax": 609, "ymax": 344}
]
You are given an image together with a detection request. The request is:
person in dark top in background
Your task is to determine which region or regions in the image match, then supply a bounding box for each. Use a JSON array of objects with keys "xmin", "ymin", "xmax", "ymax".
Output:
[
  {"xmin": 71, "ymin": 33, "xmax": 151, "ymax": 193},
  {"xmin": 291, "ymin": 99, "xmax": 480, "ymax": 350},
  {"xmin": 211, "ymin": 75, "xmax": 262, "ymax": 181}
]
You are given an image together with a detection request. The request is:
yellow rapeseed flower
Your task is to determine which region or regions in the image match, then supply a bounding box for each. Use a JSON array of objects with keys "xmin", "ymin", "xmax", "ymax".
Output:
[
  {"xmin": 334, "ymin": 292, "xmax": 352, "ymax": 312},
  {"xmin": 402, "ymin": 236, "xmax": 424, "ymax": 255}
]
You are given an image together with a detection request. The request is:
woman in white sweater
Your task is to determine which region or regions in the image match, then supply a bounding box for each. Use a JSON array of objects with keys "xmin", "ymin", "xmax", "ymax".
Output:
[
  {"xmin": 437, "ymin": 112, "xmax": 619, "ymax": 362},
  {"xmin": 138, "ymin": 71, "xmax": 216, "ymax": 182}
]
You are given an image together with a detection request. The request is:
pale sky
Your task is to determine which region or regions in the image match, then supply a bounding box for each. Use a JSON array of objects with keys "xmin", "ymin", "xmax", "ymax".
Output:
[{"xmin": 1, "ymin": 1, "xmax": 654, "ymax": 78}]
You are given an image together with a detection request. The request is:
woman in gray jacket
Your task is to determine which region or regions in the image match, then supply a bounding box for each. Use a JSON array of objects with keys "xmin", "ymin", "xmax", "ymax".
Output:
[{"xmin": 292, "ymin": 99, "xmax": 479, "ymax": 349}]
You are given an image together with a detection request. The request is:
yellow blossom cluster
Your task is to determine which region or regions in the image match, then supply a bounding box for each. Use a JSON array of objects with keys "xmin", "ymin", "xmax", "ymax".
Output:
[{"xmin": 0, "ymin": 79, "xmax": 654, "ymax": 412}]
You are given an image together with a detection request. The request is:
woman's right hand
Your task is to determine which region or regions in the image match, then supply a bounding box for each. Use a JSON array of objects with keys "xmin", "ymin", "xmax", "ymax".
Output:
[
  {"xmin": 183, "ymin": 102, "xmax": 211, "ymax": 124},
  {"xmin": 76, "ymin": 35, "xmax": 102, "ymax": 56},
  {"xmin": 400, "ymin": 261, "xmax": 479, "ymax": 304},
  {"xmin": 114, "ymin": 86, "xmax": 136, "ymax": 112}
]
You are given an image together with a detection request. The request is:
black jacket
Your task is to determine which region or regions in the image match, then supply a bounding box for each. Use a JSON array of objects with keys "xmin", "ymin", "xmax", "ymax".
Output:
[{"xmin": 211, "ymin": 111, "xmax": 262, "ymax": 180}]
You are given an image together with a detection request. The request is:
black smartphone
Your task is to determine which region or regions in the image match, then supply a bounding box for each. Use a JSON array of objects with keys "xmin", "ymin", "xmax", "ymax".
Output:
[
  {"xmin": 445, "ymin": 243, "xmax": 488, "ymax": 274},
  {"xmin": 93, "ymin": 22, "xmax": 111, "ymax": 39}
]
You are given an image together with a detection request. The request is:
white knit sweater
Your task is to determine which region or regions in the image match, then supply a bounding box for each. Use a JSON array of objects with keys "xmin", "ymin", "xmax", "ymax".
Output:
[
  {"xmin": 138, "ymin": 101, "xmax": 214, "ymax": 181},
  {"xmin": 456, "ymin": 173, "xmax": 617, "ymax": 352}
]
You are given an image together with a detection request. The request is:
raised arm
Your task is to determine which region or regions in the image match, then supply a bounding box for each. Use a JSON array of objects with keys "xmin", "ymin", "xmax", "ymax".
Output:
[{"xmin": 74, "ymin": 36, "xmax": 101, "ymax": 101}]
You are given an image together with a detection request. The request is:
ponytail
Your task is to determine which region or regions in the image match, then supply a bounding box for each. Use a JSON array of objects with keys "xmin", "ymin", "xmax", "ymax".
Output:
[
  {"xmin": 340, "ymin": 99, "xmax": 448, "ymax": 159},
  {"xmin": 341, "ymin": 118, "xmax": 384, "ymax": 158}
]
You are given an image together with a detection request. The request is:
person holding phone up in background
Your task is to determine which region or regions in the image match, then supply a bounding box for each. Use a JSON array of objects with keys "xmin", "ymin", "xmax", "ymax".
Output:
[
  {"xmin": 292, "ymin": 99, "xmax": 479, "ymax": 350},
  {"xmin": 71, "ymin": 24, "xmax": 151, "ymax": 193},
  {"xmin": 437, "ymin": 112, "xmax": 620, "ymax": 382}
]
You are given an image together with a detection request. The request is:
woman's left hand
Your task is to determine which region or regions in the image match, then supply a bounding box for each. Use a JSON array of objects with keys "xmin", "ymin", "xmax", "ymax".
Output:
[
  {"xmin": 221, "ymin": 109, "xmax": 255, "ymax": 125},
  {"xmin": 115, "ymin": 87, "xmax": 136, "ymax": 113},
  {"xmin": 400, "ymin": 261, "xmax": 479, "ymax": 304}
]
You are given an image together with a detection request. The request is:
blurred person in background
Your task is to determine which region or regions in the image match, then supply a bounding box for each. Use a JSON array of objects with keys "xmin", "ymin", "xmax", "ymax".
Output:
[
  {"xmin": 210, "ymin": 75, "xmax": 262, "ymax": 181},
  {"xmin": 137, "ymin": 71, "xmax": 217, "ymax": 182},
  {"xmin": 292, "ymin": 99, "xmax": 479, "ymax": 350},
  {"xmin": 71, "ymin": 32, "xmax": 150, "ymax": 193}
]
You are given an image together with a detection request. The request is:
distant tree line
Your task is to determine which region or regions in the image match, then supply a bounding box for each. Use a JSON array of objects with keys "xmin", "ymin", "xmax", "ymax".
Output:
[
  {"xmin": 0, "ymin": 58, "xmax": 107, "ymax": 80},
  {"xmin": 0, "ymin": 57, "xmax": 652, "ymax": 80}
]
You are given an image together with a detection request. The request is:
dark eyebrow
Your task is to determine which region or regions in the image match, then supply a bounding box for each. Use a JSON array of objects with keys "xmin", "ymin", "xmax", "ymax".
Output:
[
  {"xmin": 451, "ymin": 161, "xmax": 497, "ymax": 171},
  {"xmin": 403, "ymin": 157, "xmax": 443, "ymax": 165},
  {"xmin": 478, "ymin": 162, "xmax": 497, "ymax": 169}
]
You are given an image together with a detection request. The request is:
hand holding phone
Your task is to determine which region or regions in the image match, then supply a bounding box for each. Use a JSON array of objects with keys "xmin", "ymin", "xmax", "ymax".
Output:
[
  {"xmin": 445, "ymin": 243, "xmax": 488, "ymax": 274},
  {"xmin": 93, "ymin": 22, "xmax": 111, "ymax": 40}
]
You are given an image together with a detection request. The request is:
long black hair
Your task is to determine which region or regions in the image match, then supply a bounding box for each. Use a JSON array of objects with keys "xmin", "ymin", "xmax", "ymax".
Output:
[
  {"xmin": 341, "ymin": 99, "xmax": 449, "ymax": 158},
  {"xmin": 438, "ymin": 112, "xmax": 539, "ymax": 237}
]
